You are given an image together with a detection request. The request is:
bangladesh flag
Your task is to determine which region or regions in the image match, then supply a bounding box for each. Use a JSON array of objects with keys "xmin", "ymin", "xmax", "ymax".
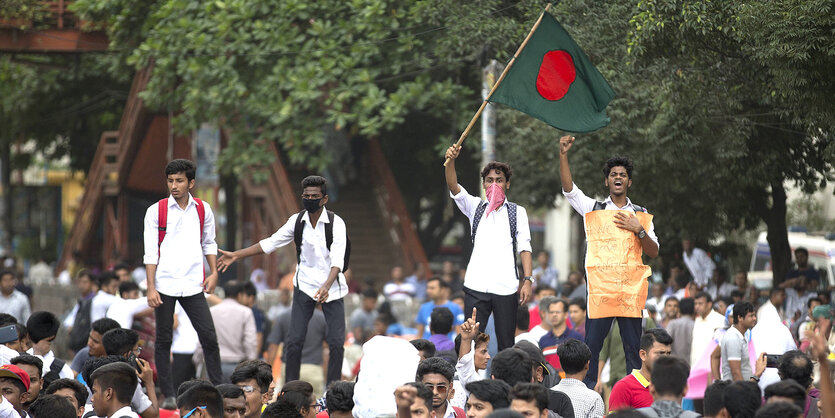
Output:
[{"xmin": 489, "ymin": 12, "xmax": 615, "ymax": 133}]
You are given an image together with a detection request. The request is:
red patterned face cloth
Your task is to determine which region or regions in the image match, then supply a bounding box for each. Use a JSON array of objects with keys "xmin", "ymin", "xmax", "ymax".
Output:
[{"xmin": 485, "ymin": 183, "xmax": 506, "ymax": 217}]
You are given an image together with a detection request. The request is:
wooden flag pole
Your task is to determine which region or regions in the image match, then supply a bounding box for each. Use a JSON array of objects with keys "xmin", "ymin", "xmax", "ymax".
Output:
[{"xmin": 443, "ymin": 3, "xmax": 552, "ymax": 167}]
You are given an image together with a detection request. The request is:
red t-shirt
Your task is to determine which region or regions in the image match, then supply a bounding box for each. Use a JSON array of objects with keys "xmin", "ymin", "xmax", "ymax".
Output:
[{"xmin": 608, "ymin": 370, "xmax": 653, "ymax": 411}]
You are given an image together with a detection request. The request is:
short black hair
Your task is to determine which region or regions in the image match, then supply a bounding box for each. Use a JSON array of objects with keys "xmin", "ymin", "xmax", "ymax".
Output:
[
  {"xmin": 510, "ymin": 382, "xmax": 548, "ymax": 411},
  {"xmin": 480, "ymin": 162, "xmax": 513, "ymax": 182},
  {"xmin": 770, "ymin": 288, "xmax": 786, "ymax": 298},
  {"xmin": 556, "ymin": 339, "xmax": 591, "ymax": 375},
  {"xmin": 215, "ymin": 383, "xmax": 244, "ymax": 400},
  {"xmin": 361, "ymin": 288, "xmax": 379, "ymax": 300},
  {"xmin": 675, "ymin": 272, "xmax": 692, "ymax": 290},
  {"xmin": 0, "ymin": 270, "xmax": 13, "ymax": 281},
  {"xmin": 98, "ymin": 272, "xmax": 119, "ymax": 288},
  {"xmin": 466, "ymin": 380, "xmax": 511, "ymax": 409},
  {"xmin": 230, "ymin": 360, "xmax": 273, "ymax": 393},
  {"xmin": 416, "ymin": 357, "xmax": 454, "ymax": 384},
  {"xmin": 0, "ymin": 313, "xmax": 17, "ymax": 327},
  {"xmin": 754, "ymin": 402, "xmax": 803, "ymax": 418},
  {"xmin": 81, "ymin": 355, "xmax": 126, "ymax": 390},
  {"xmin": 177, "ymin": 381, "xmax": 223, "ymax": 418},
  {"xmin": 426, "ymin": 276, "xmax": 448, "ymax": 289},
  {"xmin": 678, "ymin": 298, "xmax": 695, "ymax": 316},
  {"xmin": 764, "ymin": 379, "xmax": 806, "ymax": 410},
  {"xmin": 731, "ymin": 290, "xmax": 745, "ymax": 299},
  {"xmin": 650, "ymin": 356, "xmax": 690, "ymax": 397},
  {"xmin": 410, "ymin": 339, "xmax": 436, "ymax": 359},
  {"xmin": 808, "ymin": 297, "xmax": 822, "ymax": 309},
  {"xmin": 165, "ymin": 159, "xmax": 196, "ymax": 181},
  {"xmin": 534, "ymin": 285, "xmax": 555, "ymax": 295},
  {"xmin": 694, "ymin": 291, "xmax": 712, "ymax": 303},
  {"xmin": 14, "ymin": 323, "xmax": 26, "ymax": 341},
  {"xmin": 112, "ymin": 263, "xmax": 130, "ymax": 272},
  {"xmin": 28, "ymin": 394, "xmax": 76, "ymax": 418},
  {"xmin": 90, "ymin": 362, "xmax": 139, "ymax": 404},
  {"xmin": 261, "ymin": 401, "xmax": 302, "ymax": 418},
  {"xmin": 777, "ymin": 350, "xmax": 813, "ymax": 390},
  {"xmin": 609, "ymin": 410, "xmax": 649, "ymax": 418},
  {"xmin": 177, "ymin": 379, "xmax": 205, "ymax": 397},
  {"xmin": 794, "ymin": 247, "xmax": 809, "ymax": 256},
  {"xmin": 732, "ymin": 302, "xmax": 756, "ymax": 324},
  {"xmin": 11, "ymin": 354, "xmax": 43, "ymax": 377},
  {"xmin": 491, "ymin": 348, "xmax": 532, "ymax": 386},
  {"xmin": 483, "ymin": 409, "xmax": 524, "ymax": 418},
  {"xmin": 405, "ymin": 382, "xmax": 434, "ymax": 413},
  {"xmin": 568, "ymin": 297, "xmax": 586, "ymax": 312},
  {"xmin": 516, "ymin": 304, "xmax": 530, "ymax": 330},
  {"xmin": 280, "ymin": 380, "xmax": 313, "ymax": 399},
  {"xmin": 91, "ymin": 318, "xmax": 121, "ymax": 336},
  {"xmin": 301, "ymin": 175, "xmax": 328, "ymax": 195},
  {"xmin": 325, "ymin": 381, "xmax": 354, "ymax": 413},
  {"xmin": 603, "ymin": 156, "xmax": 633, "ymax": 179},
  {"xmin": 102, "ymin": 328, "xmax": 139, "ymax": 356},
  {"xmin": 429, "ymin": 307, "xmax": 454, "ymax": 335},
  {"xmin": 26, "ymin": 311, "xmax": 60, "ymax": 343},
  {"xmin": 704, "ymin": 380, "xmax": 730, "ymax": 416},
  {"xmin": 640, "ymin": 328, "xmax": 673, "ymax": 352},
  {"xmin": 118, "ymin": 281, "xmax": 139, "ymax": 297},
  {"xmin": 724, "ymin": 381, "xmax": 762, "ymax": 418},
  {"xmin": 44, "ymin": 378, "xmax": 88, "ymax": 409},
  {"xmin": 271, "ymin": 390, "xmax": 310, "ymax": 416}
]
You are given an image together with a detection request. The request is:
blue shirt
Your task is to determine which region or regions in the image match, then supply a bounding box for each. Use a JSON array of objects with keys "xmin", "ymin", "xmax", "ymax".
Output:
[
  {"xmin": 539, "ymin": 328, "xmax": 584, "ymax": 350},
  {"xmin": 415, "ymin": 301, "xmax": 465, "ymax": 337}
]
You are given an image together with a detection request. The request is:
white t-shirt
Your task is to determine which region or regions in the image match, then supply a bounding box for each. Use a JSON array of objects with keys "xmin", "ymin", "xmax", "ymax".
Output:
[
  {"xmin": 383, "ymin": 282, "xmax": 416, "ymax": 301},
  {"xmin": 106, "ymin": 297, "xmax": 150, "ymax": 329}
]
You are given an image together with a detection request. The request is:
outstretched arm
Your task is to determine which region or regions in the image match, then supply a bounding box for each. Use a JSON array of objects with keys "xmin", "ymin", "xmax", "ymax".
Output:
[
  {"xmin": 444, "ymin": 145, "xmax": 461, "ymax": 195},
  {"xmin": 558, "ymin": 135, "xmax": 575, "ymax": 193},
  {"xmin": 217, "ymin": 244, "xmax": 265, "ymax": 273}
]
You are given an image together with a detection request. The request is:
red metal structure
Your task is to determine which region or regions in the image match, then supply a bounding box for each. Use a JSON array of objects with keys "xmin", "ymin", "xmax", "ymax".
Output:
[{"xmin": 0, "ymin": 1, "xmax": 108, "ymax": 53}]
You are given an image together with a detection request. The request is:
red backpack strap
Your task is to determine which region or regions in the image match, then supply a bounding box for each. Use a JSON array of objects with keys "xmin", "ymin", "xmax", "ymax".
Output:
[
  {"xmin": 194, "ymin": 197, "xmax": 205, "ymax": 241},
  {"xmin": 453, "ymin": 406, "xmax": 465, "ymax": 418},
  {"xmin": 157, "ymin": 198, "xmax": 169, "ymax": 257}
]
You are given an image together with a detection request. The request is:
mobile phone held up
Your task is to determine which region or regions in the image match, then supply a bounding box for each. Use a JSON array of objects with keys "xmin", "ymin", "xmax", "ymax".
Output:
[
  {"xmin": 0, "ymin": 325, "xmax": 17, "ymax": 344},
  {"xmin": 766, "ymin": 354, "xmax": 782, "ymax": 368}
]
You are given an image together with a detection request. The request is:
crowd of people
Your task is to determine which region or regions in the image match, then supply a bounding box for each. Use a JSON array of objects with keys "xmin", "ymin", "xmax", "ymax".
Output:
[{"xmin": 0, "ymin": 150, "xmax": 831, "ymax": 418}]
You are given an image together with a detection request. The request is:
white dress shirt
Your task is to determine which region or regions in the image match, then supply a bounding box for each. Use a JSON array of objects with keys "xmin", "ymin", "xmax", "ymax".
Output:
[
  {"xmin": 691, "ymin": 310, "xmax": 725, "ymax": 365},
  {"xmin": 451, "ymin": 185, "xmax": 532, "ymax": 296},
  {"xmin": 106, "ymin": 297, "xmax": 149, "ymax": 328},
  {"xmin": 259, "ymin": 208, "xmax": 347, "ymax": 302},
  {"xmin": 683, "ymin": 247, "xmax": 715, "ymax": 288},
  {"xmin": 143, "ymin": 194, "xmax": 217, "ymax": 297},
  {"xmin": 90, "ymin": 291, "xmax": 118, "ymax": 323},
  {"xmin": 25, "ymin": 349, "xmax": 74, "ymax": 379}
]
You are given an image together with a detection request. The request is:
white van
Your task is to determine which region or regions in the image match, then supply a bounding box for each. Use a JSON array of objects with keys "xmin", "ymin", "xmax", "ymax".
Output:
[{"xmin": 748, "ymin": 231, "xmax": 835, "ymax": 289}]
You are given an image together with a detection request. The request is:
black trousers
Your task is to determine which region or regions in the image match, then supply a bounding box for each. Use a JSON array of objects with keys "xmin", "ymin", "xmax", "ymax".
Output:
[
  {"xmin": 155, "ymin": 292, "xmax": 223, "ymax": 397},
  {"xmin": 171, "ymin": 353, "xmax": 196, "ymax": 392},
  {"xmin": 583, "ymin": 315, "xmax": 643, "ymax": 389},
  {"xmin": 464, "ymin": 287, "xmax": 518, "ymax": 351},
  {"xmin": 285, "ymin": 287, "xmax": 345, "ymax": 385}
]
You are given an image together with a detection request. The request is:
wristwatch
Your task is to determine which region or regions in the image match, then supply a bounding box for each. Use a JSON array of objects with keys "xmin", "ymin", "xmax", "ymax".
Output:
[
  {"xmin": 523, "ymin": 276, "xmax": 533, "ymax": 283},
  {"xmin": 637, "ymin": 229, "xmax": 647, "ymax": 239},
  {"xmin": 750, "ymin": 376, "xmax": 760, "ymax": 382}
]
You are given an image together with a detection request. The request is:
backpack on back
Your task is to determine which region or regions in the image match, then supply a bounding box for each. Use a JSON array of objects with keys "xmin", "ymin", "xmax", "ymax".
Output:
[
  {"xmin": 42, "ymin": 358, "xmax": 65, "ymax": 388},
  {"xmin": 67, "ymin": 298, "xmax": 93, "ymax": 352},
  {"xmin": 469, "ymin": 201, "xmax": 519, "ymax": 280},
  {"xmin": 293, "ymin": 209, "xmax": 351, "ymax": 271}
]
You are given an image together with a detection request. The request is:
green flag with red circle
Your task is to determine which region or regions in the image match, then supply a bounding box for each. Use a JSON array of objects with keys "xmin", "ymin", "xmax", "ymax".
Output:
[{"xmin": 488, "ymin": 12, "xmax": 615, "ymax": 133}]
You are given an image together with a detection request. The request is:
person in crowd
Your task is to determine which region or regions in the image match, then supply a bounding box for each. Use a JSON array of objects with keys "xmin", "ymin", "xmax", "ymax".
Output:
[
  {"xmin": 525, "ymin": 286, "xmax": 555, "ymax": 330},
  {"xmin": 721, "ymin": 302, "xmax": 767, "ymax": 382},
  {"xmin": 776, "ymin": 350, "xmax": 818, "ymax": 417},
  {"xmin": 716, "ymin": 297, "xmax": 733, "ymax": 318},
  {"xmin": 410, "ymin": 339, "xmax": 436, "ymax": 361},
  {"xmin": 514, "ymin": 304, "xmax": 532, "ymax": 344},
  {"xmin": 758, "ymin": 288, "xmax": 787, "ymax": 325},
  {"xmin": 660, "ymin": 297, "xmax": 679, "ymax": 329},
  {"xmin": 551, "ymin": 339, "xmax": 604, "ymax": 418},
  {"xmin": 794, "ymin": 298, "xmax": 821, "ymax": 346},
  {"xmin": 763, "ymin": 379, "xmax": 806, "ymax": 411},
  {"xmin": 394, "ymin": 382, "xmax": 435, "ymax": 418},
  {"xmin": 89, "ymin": 362, "xmax": 141, "ymax": 418},
  {"xmin": 278, "ymin": 380, "xmax": 317, "ymax": 418},
  {"xmin": 0, "ymin": 270, "xmax": 30, "ymax": 323},
  {"xmin": 105, "ymin": 281, "xmax": 153, "ymax": 330},
  {"xmin": 91, "ymin": 273, "xmax": 119, "ymax": 323},
  {"xmin": 508, "ymin": 383, "xmax": 549, "ymax": 418},
  {"xmin": 44, "ymin": 378, "xmax": 88, "ymax": 418},
  {"xmin": 0, "ymin": 364, "xmax": 31, "ymax": 417},
  {"xmin": 176, "ymin": 381, "xmax": 223, "ymax": 418},
  {"xmin": 0, "ymin": 314, "xmax": 21, "ymax": 366},
  {"xmin": 692, "ymin": 292, "xmax": 726, "ymax": 367},
  {"xmin": 637, "ymin": 356, "xmax": 699, "ymax": 418},
  {"xmin": 464, "ymin": 380, "xmax": 511, "ymax": 418},
  {"xmin": 645, "ymin": 283, "xmax": 667, "ymax": 318},
  {"xmin": 79, "ymin": 355, "xmax": 157, "ymax": 418},
  {"xmin": 782, "ymin": 250, "xmax": 819, "ymax": 322},
  {"xmin": 28, "ymin": 393, "xmax": 77, "ymax": 418},
  {"xmin": 452, "ymin": 310, "xmax": 490, "ymax": 409},
  {"xmin": 350, "ymin": 288, "xmax": 379, "ymax": 344},
  {"xmin": 704, "ymin": 380, "xmax": 731, "ymax": 418},
  {"xmin": 384, "ymin": 266, "xmax": 417, "ymax": 301},
  {"xmin": 324, "ymin": 381, "xmax": 354, "ymax": 418},
  {"xmin": 10, "ymin": 354, "xmax": 42, "ymax": 412},
  {"xmin": 491, "ymin": 347, "xmax": 573, "ymax": 417},
  {"xmin": 416, "ymin": 278, "xmax": 465, "ymax": 340},
  {"xmin": 609, "ymin": 328, "xmax": 673, "ymax": 411},
  {"xmin": 681, "ymin": 239, "xmax": 716, "ymax": 290},
  {"xmin": 231, "ymin": 280, "xmax": 267, "ymax": 358},
  {"xmin": 215, "ymin": 384, "xmax": 246, "ymax": 418},
  {"xmin": 538, "ymin": 299, "xmax": 582, "ymax": 371},
  {"xmin": 416, "ymin": 357, "xmax": 460, "ymax": 418},
  {"xmin": 266, "ymin": 304, "xmax": 326, "ymax": 396},
  {"xmin": 512, "ymin": 341, "xmax": 556, "ymax": 390},
  {"xmin": 405, "ymin": 262, "xmax": 429, "ymax": 302},
  {"xmin": 559, "ymin": 136, "xmax": 660, "ymax": 390},
  {"xmin": 209, "ymin": 281, "xmax": 257, "ymax": 382},
  {"xmin": 218, "ymin": 175, "xmax": 348, "ymax": 388},
  {"xmin": 565, "ymin": 272, "xmax": 587, "ymax": 300},
  {"xmin": 26, "ymin": 311, "xmax": 74, "ymax": 383},
  {"xmin": 230, "ymin": 360, "xmax": 273, "ymax": 418},
  {"xmin": 532, "ymin": 251, "xmax": 559, "ymax": 293},
  {"xmin": 70, "ymin": 317, "xmax": 120, "ymax": 376},
  {"xmin": 427, "ymin": 308, "xmax": 455, "ymax": 352},
  {"xmin": 101, "ymin": 328, "xmax": 159, "ymax": 417},
  {"xmin": 666, "ymin": 298, "xmax": 695, "ymax": 362},
  {"xmin": 708, "ymin": 270, "xmax": 737, "ymax": 301},
  {"xmin": 755, "ymin": 402, "xmax": 803, "ymax": 418},
  {"xmin": 445, "ymin": 146, "xmax": 534, "ymax": 351},
  {"xmin": 752, "ymin": 306, "xmax": 798, "ymax": 392},
  {"xmin": 568, "ymin": 298, "xmax": 587, "ymax": 339},
  {"xmin": 517, "ymin": 296, "xmax": 557, "ymax": 346},
  {"xmin": 144, "ymin": 159, "xmax": 223, "ymax": 407},
  {"xmin": 724, "ymin": 381, "xmax": 766, "ymax": 418}
]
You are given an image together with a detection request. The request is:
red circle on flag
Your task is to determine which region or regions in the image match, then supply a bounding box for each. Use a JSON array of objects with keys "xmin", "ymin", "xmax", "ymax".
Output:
[{"xmin": 536, "ymin": 50, "xmax": 576, "ymax": 101}]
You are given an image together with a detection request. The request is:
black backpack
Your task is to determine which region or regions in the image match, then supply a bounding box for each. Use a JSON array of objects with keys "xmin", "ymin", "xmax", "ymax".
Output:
[
  {"xmin": 293, "ymin": 210, "xmax": 351, "ymax": 272},
  {"xmin": 68, "ymin": 298, "xmax": 93, "ymax": 352},
  {"xmin": 42, "ymin": 358, "xmax": 66, "ymax": 388}
]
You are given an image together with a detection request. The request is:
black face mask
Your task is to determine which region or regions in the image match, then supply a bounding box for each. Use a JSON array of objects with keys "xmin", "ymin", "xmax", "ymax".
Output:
[{"xmin": 302, "ymin": 198, "xmax": 323, "ymax": 213}]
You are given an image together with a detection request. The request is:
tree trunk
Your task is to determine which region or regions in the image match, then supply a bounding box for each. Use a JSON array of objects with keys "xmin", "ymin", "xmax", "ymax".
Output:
[
  {"xmin": 0, "ymin": 143, "xmax": 11, "ymax": 254},
  {"xmin": 764, "ymin": 180, "xmax": 791, "ymax": 286}
]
